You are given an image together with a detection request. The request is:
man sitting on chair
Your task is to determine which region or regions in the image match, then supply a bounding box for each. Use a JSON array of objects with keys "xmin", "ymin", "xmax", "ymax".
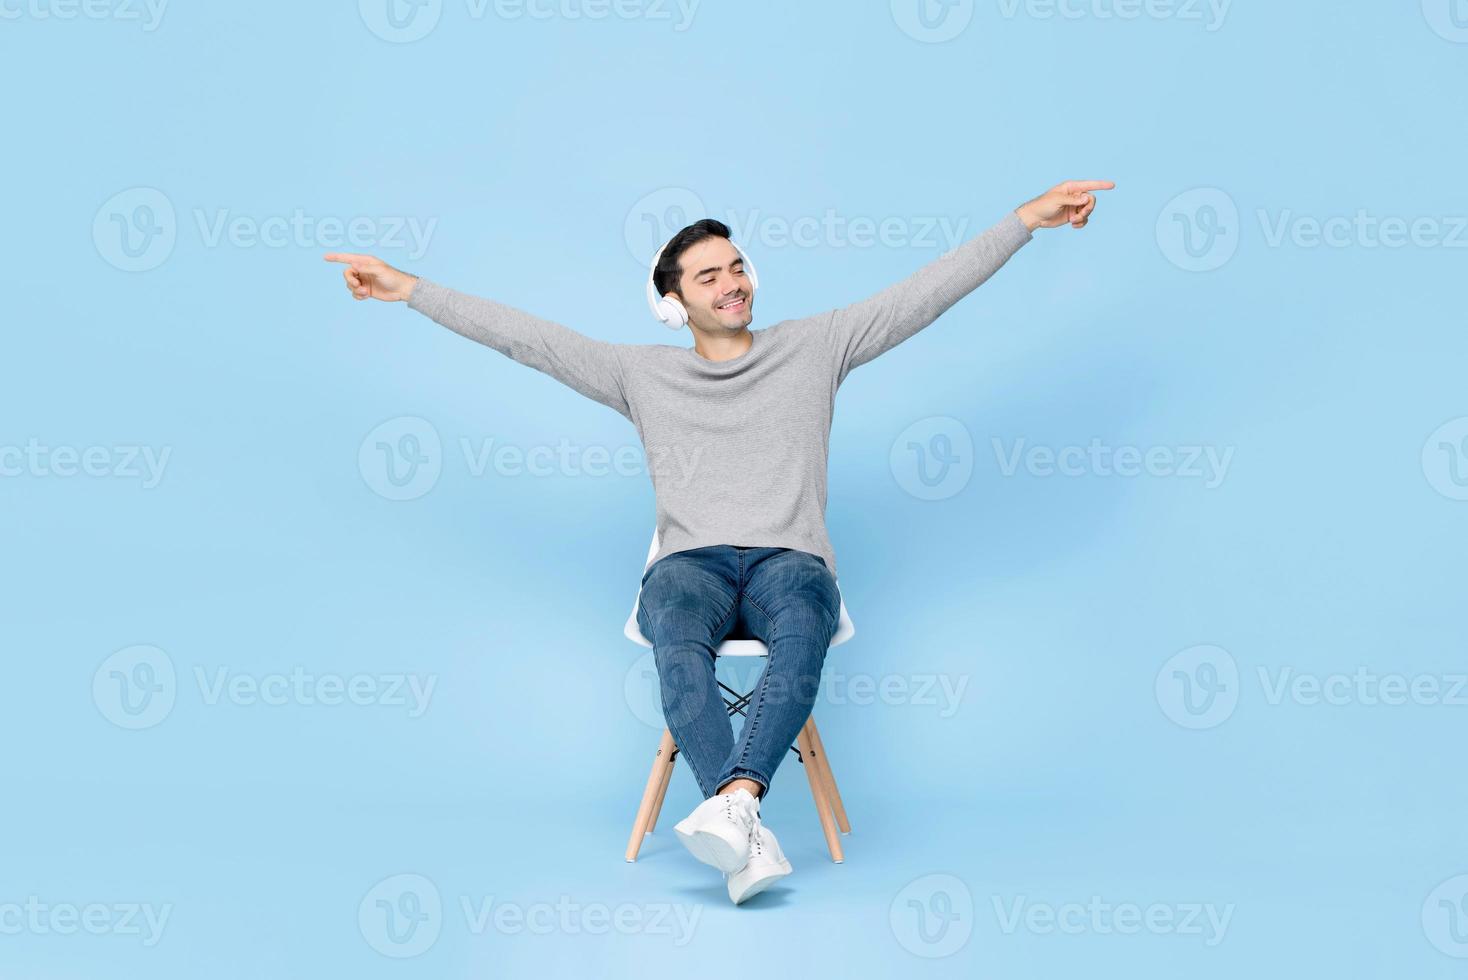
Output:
[{"xmin": 325, "ymin": 179, "xmax": 1112, "ymax": 904}]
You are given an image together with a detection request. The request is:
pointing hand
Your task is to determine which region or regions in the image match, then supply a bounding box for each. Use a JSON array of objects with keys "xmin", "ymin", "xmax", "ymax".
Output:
[{"xmin": 323, "ymin": 252, "xmax": 418, "ymax": 302}]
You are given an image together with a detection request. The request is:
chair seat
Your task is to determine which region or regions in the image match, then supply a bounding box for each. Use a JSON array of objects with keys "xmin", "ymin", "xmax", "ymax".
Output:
[{"xmin": 624, "ymin": 531, "xmax": 854, "ymax": 654}]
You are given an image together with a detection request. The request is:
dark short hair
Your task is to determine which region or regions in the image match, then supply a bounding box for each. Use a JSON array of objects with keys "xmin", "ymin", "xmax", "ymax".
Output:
[{"xmin": 652, "ymin": 218, "xmax": 734, "ymax": 300}]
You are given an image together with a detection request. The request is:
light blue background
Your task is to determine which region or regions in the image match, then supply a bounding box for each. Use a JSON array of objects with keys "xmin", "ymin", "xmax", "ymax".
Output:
[{"xmin": 3, "ymin": 1, "xmax": 1466, "ymax": 976}]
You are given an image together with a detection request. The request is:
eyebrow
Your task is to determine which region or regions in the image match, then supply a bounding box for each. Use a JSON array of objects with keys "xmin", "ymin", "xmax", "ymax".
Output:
[{"xmin": 691, "ymin": 255, "xmax": 745, "ymax": 279}]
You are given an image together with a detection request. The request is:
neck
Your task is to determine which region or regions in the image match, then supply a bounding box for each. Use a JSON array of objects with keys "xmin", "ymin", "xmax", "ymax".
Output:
[{"xmin": 690, "ymin": 327, "xmax": 753, "ymax": 362}]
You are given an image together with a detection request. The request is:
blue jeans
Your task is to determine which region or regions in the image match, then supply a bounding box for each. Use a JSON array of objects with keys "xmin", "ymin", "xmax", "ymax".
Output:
[{"xmin": 636, "ymin": 545, "xmax": 841, "ymax": 803}]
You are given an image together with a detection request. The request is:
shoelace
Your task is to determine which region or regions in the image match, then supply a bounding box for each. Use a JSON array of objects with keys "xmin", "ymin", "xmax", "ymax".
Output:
[
  {"xmin": 748, "ymin": 809, "xmax": 765, "ymax": 856},
  {"xmin": 721, "ymin": 793, "xmax": 762, "ymax": 853}
]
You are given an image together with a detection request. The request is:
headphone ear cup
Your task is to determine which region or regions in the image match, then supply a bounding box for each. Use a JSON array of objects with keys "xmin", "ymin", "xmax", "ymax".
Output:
[
  {"xmin": 647, "ymin": 237, "xmax": 688, "ymax": 329},
  {"xmin": 655, "ymin": 293, "xmax": 688, "ymax": 329}
]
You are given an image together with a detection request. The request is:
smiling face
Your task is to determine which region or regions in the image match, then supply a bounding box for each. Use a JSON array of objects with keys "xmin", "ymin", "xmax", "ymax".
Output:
[{"xmin": 673, "ymin": 236, "xmax": 755, "ymax": 334}]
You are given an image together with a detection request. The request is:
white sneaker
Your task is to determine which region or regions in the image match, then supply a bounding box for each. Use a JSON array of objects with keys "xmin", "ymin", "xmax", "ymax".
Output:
[
  {"xmin": 725, "ymin": 822, "xmax": 793, "ymax": 905},
  {"xmin": 673, "ymin": 788, "xmax": 759, "ymax": 873}
]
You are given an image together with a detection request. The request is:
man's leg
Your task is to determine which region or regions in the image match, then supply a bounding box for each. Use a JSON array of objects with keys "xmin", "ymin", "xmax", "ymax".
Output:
[
  {"xmin": 636, "ymin": 546, "xmax": 741, "ymax": 799},
  {"xmin": 714, "ymin": 548, "xmax": 841, "ymax": 803}
]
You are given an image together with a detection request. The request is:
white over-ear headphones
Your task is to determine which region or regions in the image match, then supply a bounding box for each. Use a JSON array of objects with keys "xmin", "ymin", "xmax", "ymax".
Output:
[{"xmin": 645, "ymin": 234, "xmax": 760, "ymax": 330}]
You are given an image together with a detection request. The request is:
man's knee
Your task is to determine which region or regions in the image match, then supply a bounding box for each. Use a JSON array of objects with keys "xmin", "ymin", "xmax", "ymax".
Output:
[
  {"xmin": 765, "ymin": 561, "xmax": 841, "ymax": 643},
  {"xmin": 651, "ymin": 641, "xmax": 719, "ymax": 727},
  {"xmin": 761, "ymin": 653, "xmax": 824, "ymax": 707}
]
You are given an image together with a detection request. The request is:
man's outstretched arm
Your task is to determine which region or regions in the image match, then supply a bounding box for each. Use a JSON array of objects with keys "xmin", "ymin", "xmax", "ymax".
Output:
[
  {"xmin": 324, "ymin": 252, "xmax": 633, "ymax": 420},
  {"xmin": 825, "ymin": 180, "xmax": 1114, "ymax": 385}
]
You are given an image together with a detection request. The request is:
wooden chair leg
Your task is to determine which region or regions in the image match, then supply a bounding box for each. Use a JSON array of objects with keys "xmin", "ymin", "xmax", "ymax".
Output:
[
  {"xmin": 800, "ymin": 718, "xmax": 835, "ymax": 827},
  {"xmin": 806, "ymin": 718, "xmax": 850, "ymax": 834},
  {"xmin": 625, "ymin": 729, "xmax": 677, "ymax": 862},
  {"xmin": 646, "ymin": 748, "xmax": 676, "ymax": 833},
  {"xmin": 796, "ymin": 723, "xmax": 844, "ymax": 863}
]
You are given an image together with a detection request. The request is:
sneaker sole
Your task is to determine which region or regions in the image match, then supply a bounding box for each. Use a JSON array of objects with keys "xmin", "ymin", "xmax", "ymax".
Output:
[
  {"xmin": 672, "ymin": 821, "xmax": 749, "ymax": 873},
  {"xmin": 729, "ymin": 858, "xmax": 793, "ymax": 905}
]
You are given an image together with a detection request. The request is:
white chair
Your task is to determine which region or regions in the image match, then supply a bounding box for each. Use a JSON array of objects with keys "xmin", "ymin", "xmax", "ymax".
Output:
[{"xmin": 624, "ymin": 530, "xmax": 855, "ymax": 863}]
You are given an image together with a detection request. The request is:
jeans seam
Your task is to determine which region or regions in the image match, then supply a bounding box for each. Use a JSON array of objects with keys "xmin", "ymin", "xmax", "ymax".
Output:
[
  {"xmin": 733, "ymin": 656, "xmax": 771, "ymax": 769},
  {"xmin": 710, "ymin": 595, "xmax": 738, "ymax": 648},
  {"xmin": 741, "ymin": 591, "xmax": 778, "ymax": 643}
]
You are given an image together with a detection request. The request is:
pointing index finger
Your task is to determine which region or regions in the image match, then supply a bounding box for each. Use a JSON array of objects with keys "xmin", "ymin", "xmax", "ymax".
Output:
[{"xmin": 1064, "ymin": 180, "xmax": 1116, "ymax": 193}]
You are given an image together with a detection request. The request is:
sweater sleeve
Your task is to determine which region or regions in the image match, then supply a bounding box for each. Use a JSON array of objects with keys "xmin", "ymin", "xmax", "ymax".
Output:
[
  {"xmin": 407, "ymin": 277, "xmax": 633, "ymax": 420},
  {"xmin": 824, "ymin": 211, "xmax": 1033, "ymax": 386}
]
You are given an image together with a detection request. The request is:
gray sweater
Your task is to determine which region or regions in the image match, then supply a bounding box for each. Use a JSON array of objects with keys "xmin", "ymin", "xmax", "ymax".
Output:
[{"xmin": 406, "ymin": 210, "xmax": 1034, "ymax": 578}]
